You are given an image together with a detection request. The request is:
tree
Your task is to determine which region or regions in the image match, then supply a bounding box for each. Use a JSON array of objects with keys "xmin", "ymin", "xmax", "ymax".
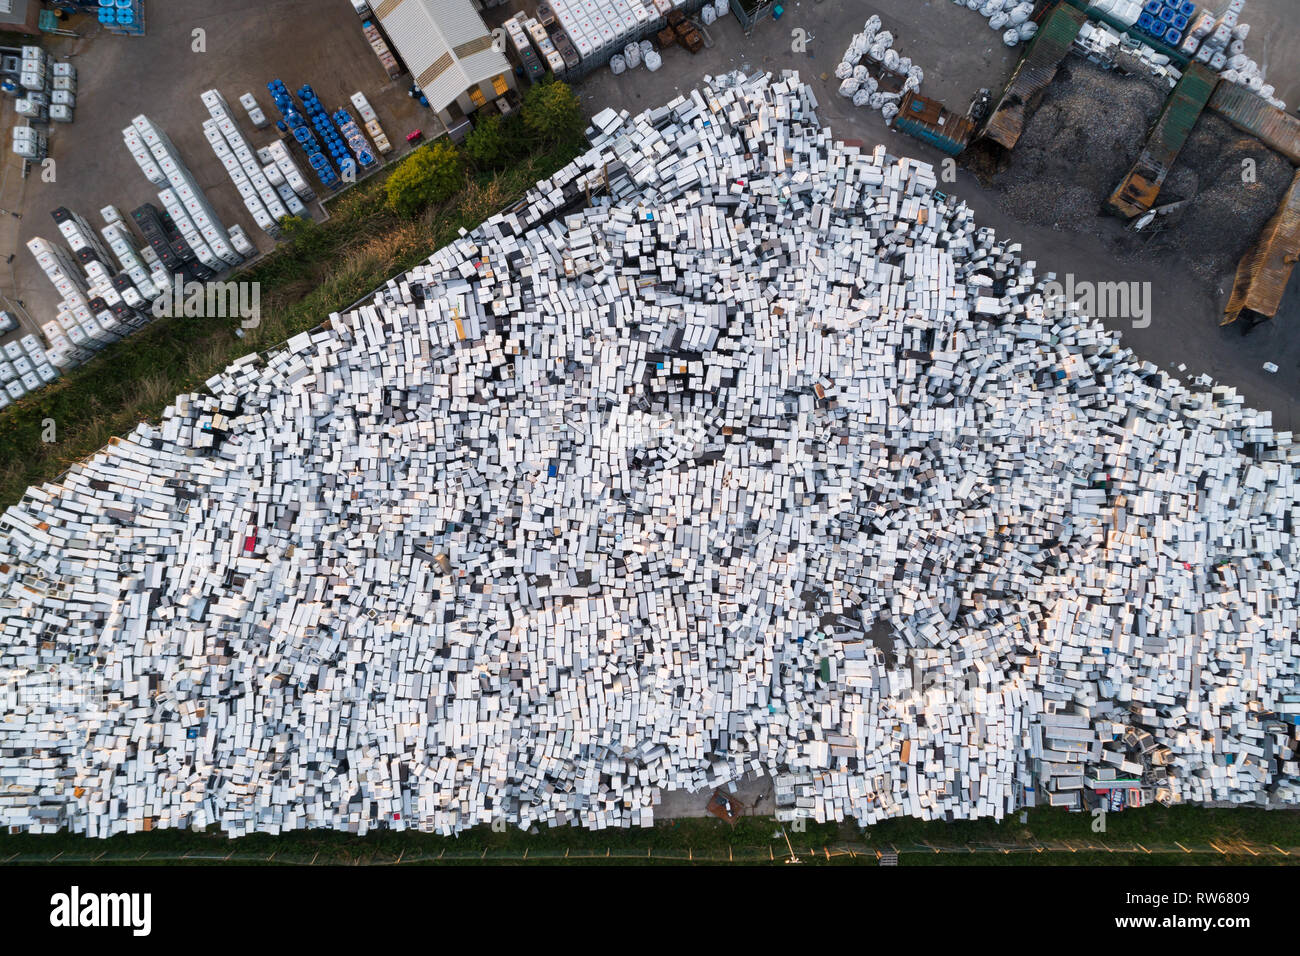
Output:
[
  {"xmin": 385, "ymin": 140, "xmax": 464, "ymax": 217},
  {"xmin": 464, "ymin": 112, "xmax": 507, "ymax": 169},
  {"xmin": 522, "ymin": 78, "xmax": 583, "ymax": 144}
]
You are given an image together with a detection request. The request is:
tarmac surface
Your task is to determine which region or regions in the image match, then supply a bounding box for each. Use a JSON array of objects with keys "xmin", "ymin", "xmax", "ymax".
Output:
[{"xmin": 0, "ymin": 0, "xmax": 427, "ymax": 344}]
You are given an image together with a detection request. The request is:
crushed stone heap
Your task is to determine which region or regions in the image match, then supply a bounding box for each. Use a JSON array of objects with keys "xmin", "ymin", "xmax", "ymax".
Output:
[{"xmin": 3, "ymin": 72, "xmax": 1299, "ymax": 838}]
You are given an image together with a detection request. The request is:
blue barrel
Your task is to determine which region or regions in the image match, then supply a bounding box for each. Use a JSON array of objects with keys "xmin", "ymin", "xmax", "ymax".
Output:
[{"xmin": 1149, "ymin": 19, "xmax": 1166, "ymax": 38}]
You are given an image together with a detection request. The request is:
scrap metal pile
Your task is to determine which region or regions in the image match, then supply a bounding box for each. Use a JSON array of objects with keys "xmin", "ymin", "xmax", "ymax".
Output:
[{"xmin": 3, "ymin": 72, "xmax": 1299, "ymax": 838}]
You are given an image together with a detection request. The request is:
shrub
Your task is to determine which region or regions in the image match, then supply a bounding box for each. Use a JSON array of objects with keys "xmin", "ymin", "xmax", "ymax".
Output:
[
  {"xmin": 385, "ymin": 140, "xmax": 464, "ymax": 217},
  {"xmin": 464, "ymin": 113, "xmax": 507, "ymax": 168},
  {"xmin": 521, "ymin": 77, "xmax": 583, "ymax": 144}
]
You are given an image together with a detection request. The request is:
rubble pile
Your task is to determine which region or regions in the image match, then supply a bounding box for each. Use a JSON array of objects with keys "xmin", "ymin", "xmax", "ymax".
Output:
[
  {"xmin": 2, "ymin": 72, "xmax": 1299, "ymax": 838},
  {"xmin": 1140, "ymin": 111, "xmax": 1296, "ymax": 286},
  {"xmin": 986, "ymin": 60, "xmax": 1294, "ymax": 289}
]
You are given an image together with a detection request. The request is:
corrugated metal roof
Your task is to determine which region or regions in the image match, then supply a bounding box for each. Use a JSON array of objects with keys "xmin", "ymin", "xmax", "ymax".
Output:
[
  {"xmin": 979, "ymin": 2, "xmax": 1087, "ymax": 151},
  {"xmin": 1106, "ymin": 63, "xmax": 1218, "ymax": 220},
  {"xmin": 1209, "ymin": 82, "xmax": 1300, "ymax": 166},
  {"xmin": 892, "ymin": 92, "xmax": 976, "ymax": 156},
  {"xmin": 1224, "ymin": 170, "xmax": 1300, "ymax": 325},
  {"xmin": 377, "ymin": 0, "xmax": 511, "ymax": 114}
]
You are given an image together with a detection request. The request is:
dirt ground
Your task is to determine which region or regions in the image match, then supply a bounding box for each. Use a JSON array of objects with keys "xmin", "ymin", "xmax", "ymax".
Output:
[{"xmin": 979, "ymin": 58, "xmax": 1296, "ymax": 296}]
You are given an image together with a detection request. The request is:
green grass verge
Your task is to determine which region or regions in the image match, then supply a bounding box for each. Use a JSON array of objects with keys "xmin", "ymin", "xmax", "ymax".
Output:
[
  {"xmin": 2, "ymin": 805, "xmax": 1298, "ymax": 866},
  {"xmin": 0, "ymin": 137, "xmax": 585, "ymax": 507}
]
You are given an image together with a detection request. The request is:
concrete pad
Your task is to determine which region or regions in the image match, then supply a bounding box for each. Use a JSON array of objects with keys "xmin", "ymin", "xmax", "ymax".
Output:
[{"xmin": 1, "ymin": 0, "xmax": 427, "ymax": 345}]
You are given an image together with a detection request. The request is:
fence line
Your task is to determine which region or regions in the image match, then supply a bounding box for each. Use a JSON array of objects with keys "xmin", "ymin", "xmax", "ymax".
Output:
[{"xmin": 2, "ymin": 839, "xmax": 1294, "ymax": 865}]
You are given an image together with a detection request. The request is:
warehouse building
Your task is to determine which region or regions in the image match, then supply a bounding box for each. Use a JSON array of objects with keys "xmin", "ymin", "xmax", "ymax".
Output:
[{"xmin": 373, "ymin": 0, "xmax": 516, "ymax": 135}]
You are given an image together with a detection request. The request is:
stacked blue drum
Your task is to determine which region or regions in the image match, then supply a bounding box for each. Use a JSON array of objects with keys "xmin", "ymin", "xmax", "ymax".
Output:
[
  {"xmin": 266, "ymin": 79, "xmax": 341, "ymax": 189},
  {"xmin": 1135, "ymin": 0, "xmax": 1197, "ymax": 48}
]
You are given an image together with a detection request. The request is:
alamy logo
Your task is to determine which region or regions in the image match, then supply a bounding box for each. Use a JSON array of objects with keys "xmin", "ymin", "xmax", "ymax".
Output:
[
  {"xmin": 153, "ymin": 275, "xmax": 261, "ymax": 329},
  {"xmin": 49, "ymin": 886, "xmax": 151, "ymax": 937},
  {"xmin": 1041, "ymin": 274, "xmax": 1151, "ymax": 329}
]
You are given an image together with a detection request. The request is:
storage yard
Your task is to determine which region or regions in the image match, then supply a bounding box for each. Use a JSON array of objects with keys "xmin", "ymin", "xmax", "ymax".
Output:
[
  {"xmin": 0, "ymin": 0, "xmax": 1299, "ymax": 847},
  {"xmin": 4, "ymin": 65, "xmax": 1300, "ymax": 837},
  {"xmin": 0, "ymin": 0, "xmax": 426, "ymax": 348}
]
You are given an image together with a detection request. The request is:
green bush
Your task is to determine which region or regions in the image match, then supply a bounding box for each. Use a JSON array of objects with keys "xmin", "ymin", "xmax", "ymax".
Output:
[
  {"xmin": 464, "ymin": 112, "xmax": 507, "ymax": 168},
  {"xmin": 522, "ymin": 77, "xmax": 584, "ymax": 145},
  {"xmin": 384, "ymin": 139, "xmax": 465, "ymax": 217},
  {"xmin": 279, "ymin": 214, "xmax": 325, "ymax": 256}
]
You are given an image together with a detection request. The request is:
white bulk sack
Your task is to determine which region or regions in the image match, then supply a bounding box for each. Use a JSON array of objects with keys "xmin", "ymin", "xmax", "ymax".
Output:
[
  {"xmin": 839, "ymin": 77, "xmax": 860, "ymax": 97},
  {"xmin": 835, "ymin": 60, "xmax": 854, "ymax": 80},
  {"xmin": 701, "ymin": 5, "xmax": 716, "ymax": 26},
  {"xmin": 610, "ymin": 54, "xmax": 626, "ymax": 75},
  {"xmin": 624, "ymin": 42, "xmax": 641, "ymax": 68},
  {"xmin": 644, "ymin": 49, "xmax": 662, "ymax": 71},
  {"xmin": 989, "ymin": 12, "xmax": 1010, "ymax": 30},
  {"xmin": 852, "ymin": 88, "xmax": 872, "ymax": 107},
  {"xmin": 1004, "ymin": 28, "xmax": 1021, "ymax": 46},
  {"xmin": 1008, "ymin": 2, "xmax": 1034, "ymax": 25}
]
